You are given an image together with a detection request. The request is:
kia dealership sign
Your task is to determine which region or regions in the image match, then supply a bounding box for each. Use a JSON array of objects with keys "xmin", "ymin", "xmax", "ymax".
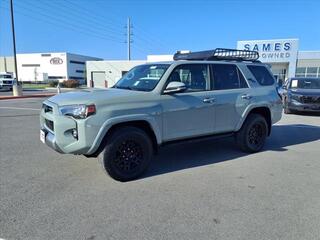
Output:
[
  {"xmin": 237, "ymin": 39, "xmax": 299, "ymax": 63},
  {"xmin": 50, "ymin": 57, "xmax": 63, "ymax": 65}
]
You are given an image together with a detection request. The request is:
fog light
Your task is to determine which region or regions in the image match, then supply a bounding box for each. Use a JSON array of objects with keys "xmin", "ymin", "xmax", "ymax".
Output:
[{"xmin": 72, "ymin": 129, "xmax": 78, "ymax": 139}]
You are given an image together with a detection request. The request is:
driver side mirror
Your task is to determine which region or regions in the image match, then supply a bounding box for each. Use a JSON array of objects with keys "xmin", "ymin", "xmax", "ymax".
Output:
[{"xmin": 163, "ymin": 81, "xmax": 187, "ymax": 94}]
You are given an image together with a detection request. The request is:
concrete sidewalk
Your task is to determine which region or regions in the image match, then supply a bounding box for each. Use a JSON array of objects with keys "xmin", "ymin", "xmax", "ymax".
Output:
[{"xmin": 0, "ymin": 92, "xmax": 56, "ymax": 100}]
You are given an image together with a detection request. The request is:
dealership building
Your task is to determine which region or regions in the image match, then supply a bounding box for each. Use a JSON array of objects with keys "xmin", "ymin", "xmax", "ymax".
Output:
[
  {"xmin": 86, "ymin": 38, "xmax": 320, "ymax": 88},
  {"xmin": 0, "ymin": 52, "xmax": 102, "ymax": 83},
  {"xmin": 237, "ymin": 39, "xmax": 320, "ymax": 83}
]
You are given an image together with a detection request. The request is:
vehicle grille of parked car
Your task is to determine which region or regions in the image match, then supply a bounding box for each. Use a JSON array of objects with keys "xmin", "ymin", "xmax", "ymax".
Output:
[{"xmin": 300, "ymin": 96, "xmax": 320, "ymax": 104}]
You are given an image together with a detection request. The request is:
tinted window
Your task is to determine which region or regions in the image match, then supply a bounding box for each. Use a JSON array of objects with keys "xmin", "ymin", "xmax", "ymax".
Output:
[
  {"xmin": 211, "ymin": 64, "xmax": 248, "ymax": 90},
  {"xmin": 247, "ymin": 65, "xmax": 275, "ymax": 86},
  {"xmin": 167, "ymin": 64, "xmax": 209, "ymax": 92}
]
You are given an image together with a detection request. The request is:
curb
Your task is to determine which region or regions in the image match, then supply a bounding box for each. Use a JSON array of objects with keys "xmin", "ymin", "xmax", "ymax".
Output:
[{"xmin": 0, "ymin": 93, "xmax": 55, "ymax": 100}]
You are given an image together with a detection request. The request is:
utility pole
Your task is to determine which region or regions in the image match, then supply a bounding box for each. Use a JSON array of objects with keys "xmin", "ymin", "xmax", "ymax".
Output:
[
  {"xmin": 10, "ymin": 0, "xmax": 22, "ymax": 96},
  {"xmin": 127, "ymin": 17, "xmax": 131, "ymax": 61}
]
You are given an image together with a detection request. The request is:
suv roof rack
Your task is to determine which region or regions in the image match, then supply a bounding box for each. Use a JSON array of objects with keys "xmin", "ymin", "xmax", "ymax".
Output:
[{"xmin": 173, "ymin": 48, "xmax": 260, "ymax": 62}]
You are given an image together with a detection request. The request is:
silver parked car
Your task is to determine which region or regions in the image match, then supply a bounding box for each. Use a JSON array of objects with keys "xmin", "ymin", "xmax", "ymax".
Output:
[{"xmin": 40, "ymin": 48, "xmax": 282, "ymax": 181}]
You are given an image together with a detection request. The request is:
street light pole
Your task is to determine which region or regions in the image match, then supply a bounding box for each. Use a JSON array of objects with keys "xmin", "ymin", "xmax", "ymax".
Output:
[{"xmin": 10, "ymin": 0, "xmax": 22, "ymax": 96}]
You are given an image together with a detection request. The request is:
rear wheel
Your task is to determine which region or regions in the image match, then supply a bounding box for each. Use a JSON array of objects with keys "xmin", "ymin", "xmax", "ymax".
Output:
[
  {"xmin": 99, "ymin": 127, "xmax": 153, "ymax": 181},
  {"xmin": 236, "ymin": 114, "xmax": 268, "ymax": 153}
]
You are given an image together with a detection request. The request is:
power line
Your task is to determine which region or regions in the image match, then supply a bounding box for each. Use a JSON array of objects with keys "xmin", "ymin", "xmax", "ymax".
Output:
[
  {"xmin": 0, "ymin": 3, "xmax": 123, "ymax": 45},
  {"xmin": 41, "ymin": 0, "xmax": 123, "ymax": 37},
  {"xmin": 8, "ymin": 0, "xmax": 123, "ymax": 42},
  {"xmin": 63, "ymin": 0, "xmax": 124, "ymax": 30}
]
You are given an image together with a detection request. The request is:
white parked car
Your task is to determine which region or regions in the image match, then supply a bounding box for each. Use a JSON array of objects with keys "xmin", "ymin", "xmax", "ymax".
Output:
[{"xmin": 0, "ymin": 72, "xmax": 15, "ymax": 91}]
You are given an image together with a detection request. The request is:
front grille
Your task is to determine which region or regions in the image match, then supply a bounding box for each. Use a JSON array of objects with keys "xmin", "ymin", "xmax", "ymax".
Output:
[
  {"xmin": 300, "ymin": 96, "xmax": 320, "ymax": 104},
  {"xmin": 45, "ymin": 119, "xmax": 54, "ymax": 131},
  {"xmin": 43, "ymin": 104, "xmax": 53, "ymax": 113}
]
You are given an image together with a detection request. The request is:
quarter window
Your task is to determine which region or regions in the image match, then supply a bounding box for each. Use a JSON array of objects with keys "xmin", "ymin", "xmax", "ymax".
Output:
[
  {"xmin": 211, "ymin": 64, "xmax": 248, "ymax": 90},
  {"xmin": 247, "ymin": 65, "xmax": 275, "ymax": 86},
  {"xmin": 167, "ymin": 64, "xmax": 209, "ymax": 92}
]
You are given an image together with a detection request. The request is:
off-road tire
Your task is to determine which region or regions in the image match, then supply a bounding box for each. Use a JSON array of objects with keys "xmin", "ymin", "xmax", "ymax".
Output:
[
  {"xmin": 235, "ymin": 113, "xmax": 268, "ymax": 153},
  {"xmin": 99, "ymin": 127, "xmax": 153, "ymax": 182}
]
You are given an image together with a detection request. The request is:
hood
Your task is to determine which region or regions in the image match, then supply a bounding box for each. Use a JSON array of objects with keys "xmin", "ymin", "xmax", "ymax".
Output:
[
  {"xmin": 48, "ymin": 88, "xmax": 149, "ymax": 106},
  {"xmin": 290, "ymin": 88, "xmax": 320, "ymax": 96}
]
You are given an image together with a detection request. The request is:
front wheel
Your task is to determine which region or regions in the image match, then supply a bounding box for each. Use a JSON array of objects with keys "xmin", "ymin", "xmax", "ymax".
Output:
[
  {"xmin": 235, "ymin": 114, "xmax": 268, "ymax": 153},
  {"xmin": 99, "ymin": 127, "xmax": 153, "ymax": 181}
]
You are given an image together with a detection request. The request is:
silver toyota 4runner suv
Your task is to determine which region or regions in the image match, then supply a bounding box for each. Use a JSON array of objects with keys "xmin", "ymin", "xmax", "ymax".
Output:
[{"xmin": 40, "ymin": 48, "xmax": 282, "ymax": 181}]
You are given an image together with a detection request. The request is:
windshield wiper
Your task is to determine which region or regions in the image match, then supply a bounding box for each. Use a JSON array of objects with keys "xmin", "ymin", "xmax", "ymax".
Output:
[
  {"xmin": 114, "ymin": 85, "xmax": 150, "ymax": 91},
  {"xmin": 114, "ymin": 86, "xmax": 133, "ymax": 90}
]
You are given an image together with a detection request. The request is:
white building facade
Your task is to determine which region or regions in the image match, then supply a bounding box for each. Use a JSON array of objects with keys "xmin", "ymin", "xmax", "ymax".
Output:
[
  {"xmin": 16, "ymin": 52, "xmax": 101, "ymax": 83},
  {"xmin": 86, "ymin": 60, "xmax": 146, "ymax": 88}
]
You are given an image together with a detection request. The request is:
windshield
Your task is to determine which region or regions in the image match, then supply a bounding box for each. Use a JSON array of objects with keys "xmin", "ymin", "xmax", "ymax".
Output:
[
  {"xmin": 0, "ymin": 74, "xmax": 12, "ymax": 79},
  {"xmin": 114, "ymin": 64, "xmax": 170, "ymax": 91},
  {"xmin": 290, "ymin": 78, "xmax": 320, "ymax": 89}
]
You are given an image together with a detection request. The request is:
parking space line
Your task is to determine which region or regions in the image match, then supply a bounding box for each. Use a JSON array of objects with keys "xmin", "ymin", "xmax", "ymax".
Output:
[{"xmin": 0, "ymin": 106, "xmax": 40, "ymax": 111}]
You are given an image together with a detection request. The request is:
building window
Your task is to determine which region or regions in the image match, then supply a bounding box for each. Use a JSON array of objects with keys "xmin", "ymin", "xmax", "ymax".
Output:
[
  {"xmin": 75, "ymin": 70, "xmax": 84, "ymax": 73},
  {"xmin": 121, "ymin": 71, "xmax": 128, "ymax": 76},
  {"xmin": 306, "ymin": 67, "xmax": 318, "ymax": 77},
  {"xmin": 69, "ymin": 76, "xmax": 84, "ymax": 80},
  {"xmin": 48, "ymin": 76, "xmax": 66, "ymax": 79},
  {"xmin": 70, "ymin": 60, "xmax": 85, "ymax": 65},
  {"xmin": 22, "ymin": 64, "xmax": 40, "ymax": 67},
  {"xmin": 41, "ymin": 53, "xmax": 51, "ymax": 57},
  {"xmin": 296, "ymin": 67, "xmax": 306, "ymax": 77}
]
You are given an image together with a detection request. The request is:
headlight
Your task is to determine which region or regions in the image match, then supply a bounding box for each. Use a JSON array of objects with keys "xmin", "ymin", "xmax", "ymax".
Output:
[
  {"xmin": 59, "ymin": 104, "xmax": 96, "ymax": 119},
  {"xmin": 290, "ymin": 94, "xmax": 302, "ymax": 102}
]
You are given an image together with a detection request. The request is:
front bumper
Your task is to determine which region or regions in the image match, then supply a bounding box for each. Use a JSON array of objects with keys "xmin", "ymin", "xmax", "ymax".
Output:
[
  {"xmin": 40, "ymin": 100, "xmax": 100, "ymax": 154},
  {"xmin": 288, "ymin": 101, "xmax": 320, "ymax": 112},
  {"xmin": 41, "ymin": 128, "xmax": 63, "ymax": 153},
  {"xmin": 0, "ymin": 84, "xmax": 12, "ymax": 90}
]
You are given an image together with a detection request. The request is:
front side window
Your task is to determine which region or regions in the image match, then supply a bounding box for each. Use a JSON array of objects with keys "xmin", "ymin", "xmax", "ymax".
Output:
[
  {"xmin": 247, "ymin": 65, "xmax": 275, "ymax": 86},
  {"xmin": 211, "ymin": 64, "xmax": 248, "ymax": 90},
  {"xmin": 114, "ymin": 64, "xmax": 169, "ymax": 91},
  {"xmin": 167, "ymin": 64, "xmax": 209, "ymax": 92}
]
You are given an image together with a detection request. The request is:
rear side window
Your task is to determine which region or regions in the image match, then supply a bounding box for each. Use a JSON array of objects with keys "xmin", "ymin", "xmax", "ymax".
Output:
[
  {"xmin": 247, "ymin": 65, "xmax": 275, "ymax": 86},
  {"xmin": 211, "ymin": 64, "xmax": 248, "ymax": 90}
]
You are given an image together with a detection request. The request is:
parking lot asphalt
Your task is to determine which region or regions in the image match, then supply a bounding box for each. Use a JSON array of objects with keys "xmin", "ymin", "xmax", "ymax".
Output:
[{"xmin": 0, "ymin": 97, "xmax": 320, "ymax": 240}]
